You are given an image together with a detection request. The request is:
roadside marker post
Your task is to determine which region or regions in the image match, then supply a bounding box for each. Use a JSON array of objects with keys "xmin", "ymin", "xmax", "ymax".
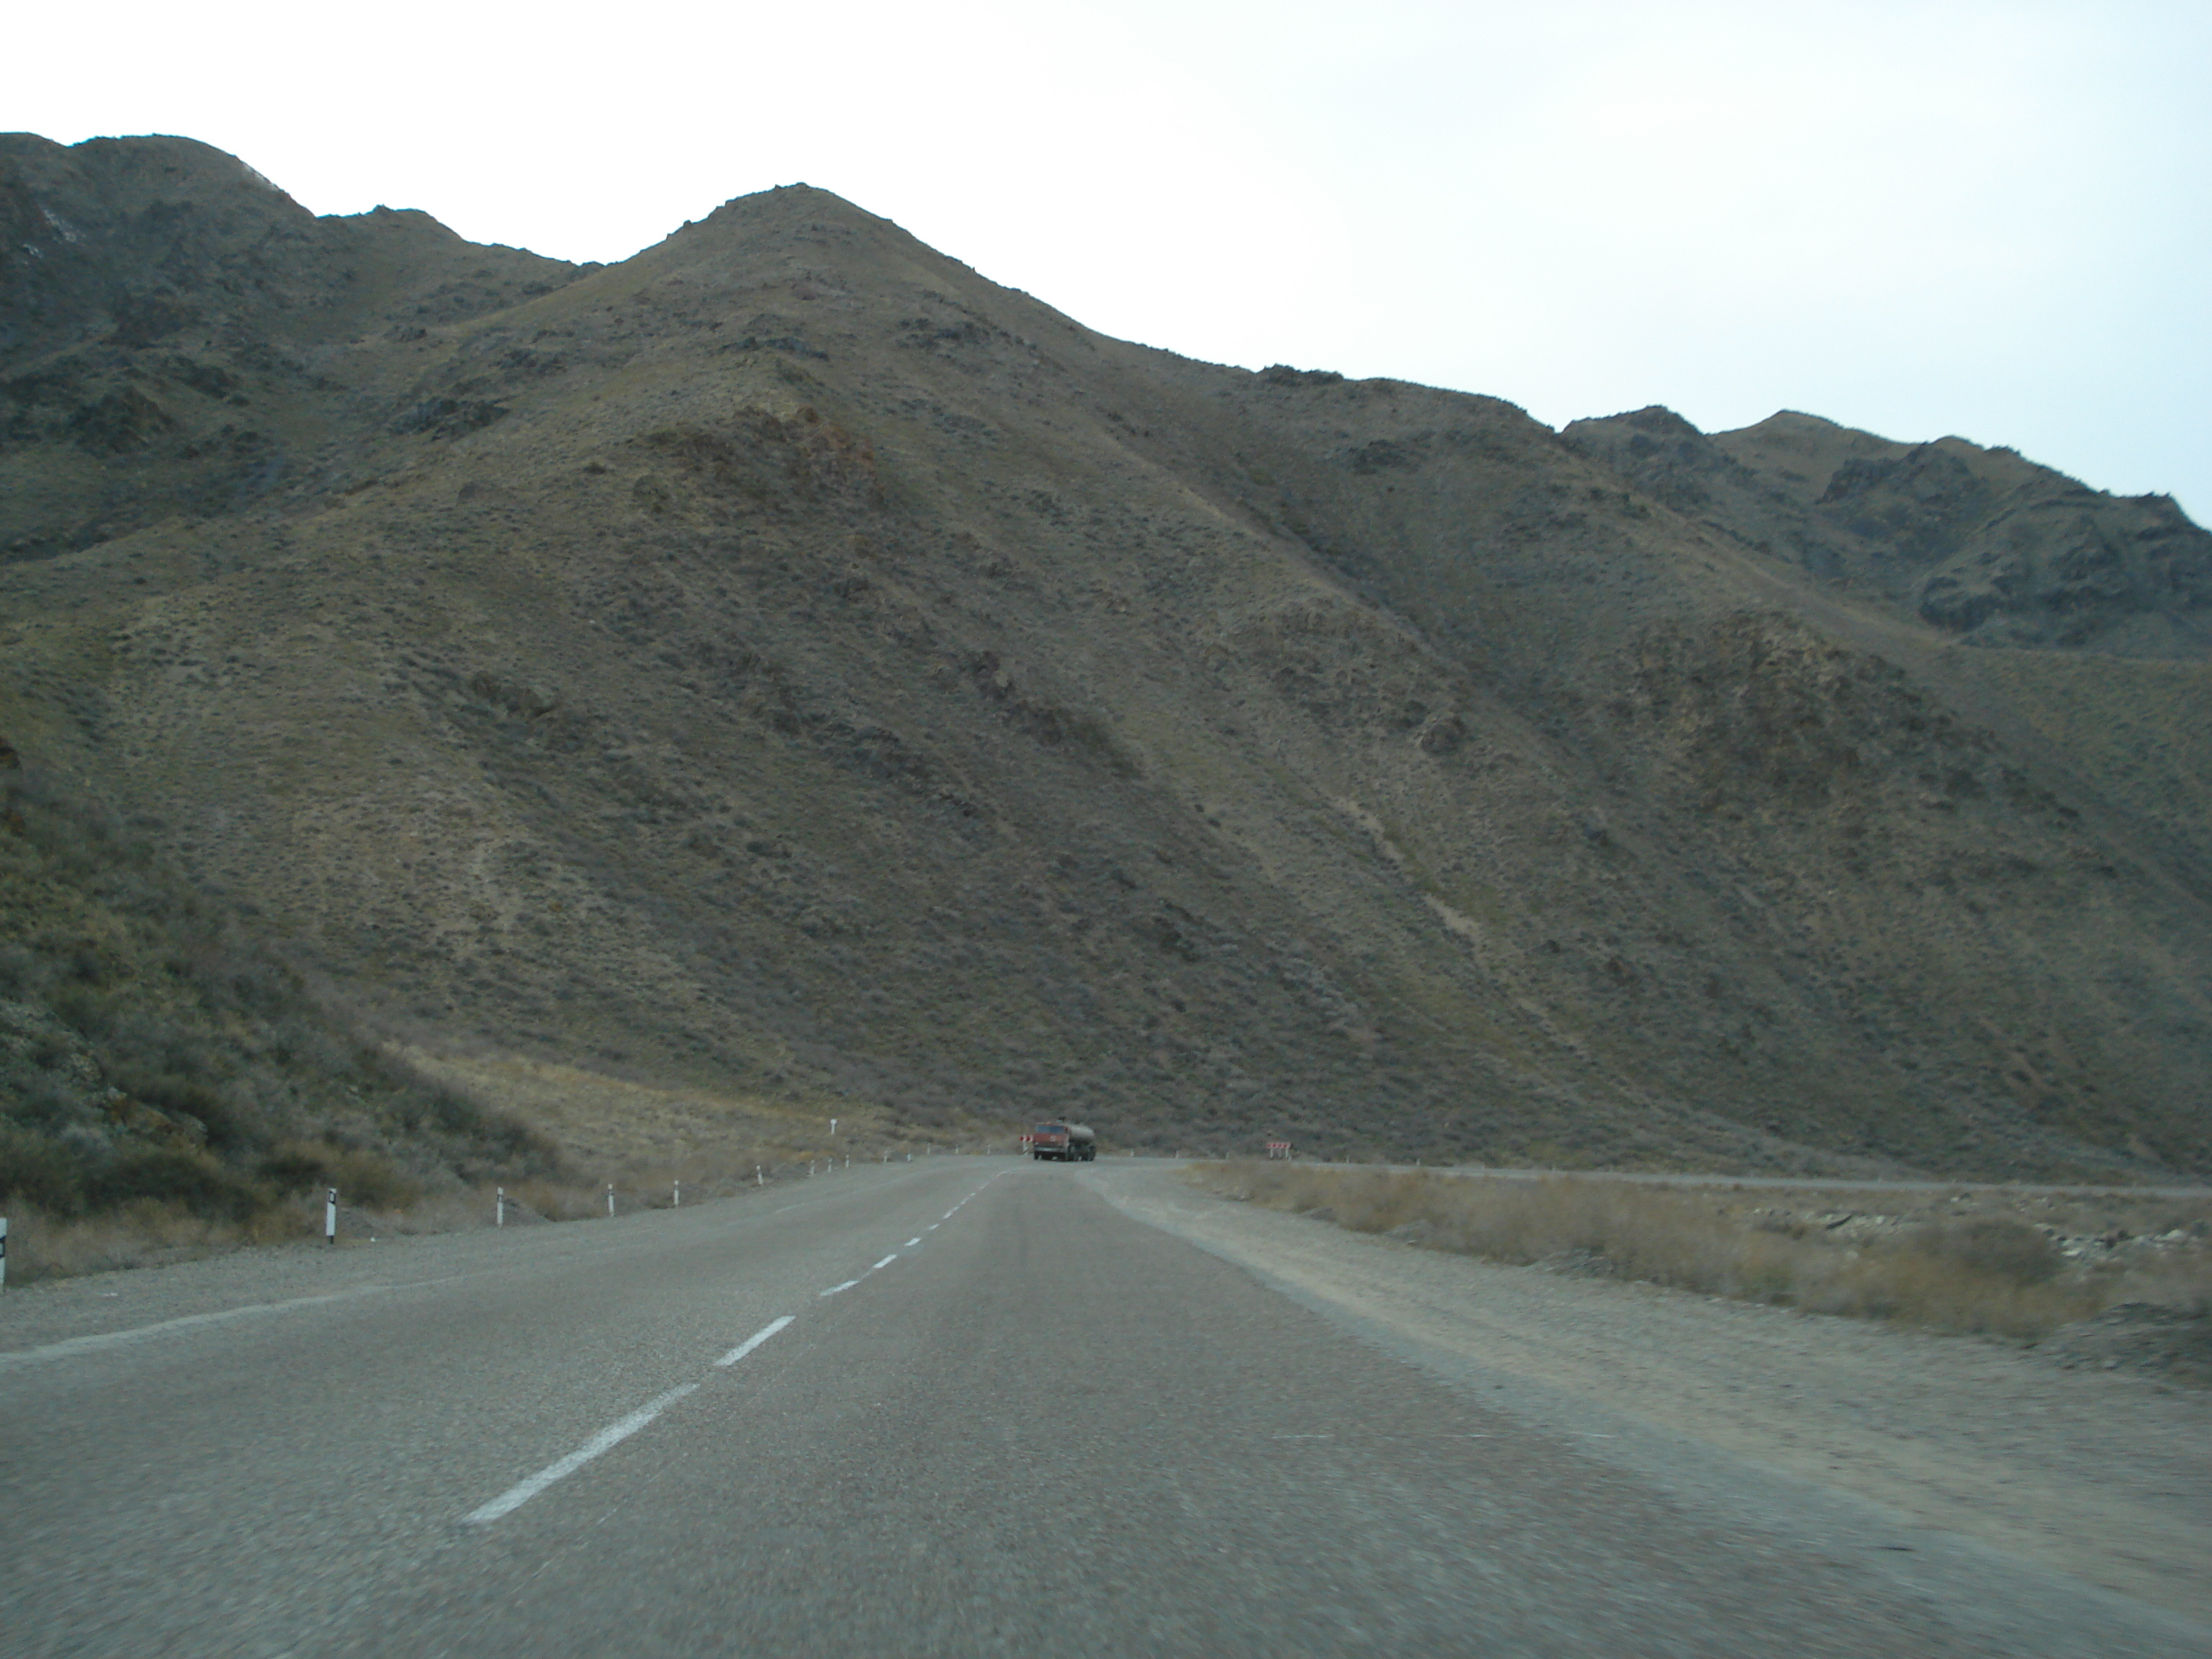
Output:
[
  {"xmin": 325, "ymin": 1188, "xmax": 338, "ymax": 1245},
  {"xmin": 496, "ymin": 1186, "xmax": 505, "ymax": 1228},
  {"xmin": 1, "ymin": 1215, "xmax": 9, "ymax": 1289},
  {"xmin": 673, "ymin": 1180, "xmax": 681, "ymax": 1208},
  {"xmin": 606, "ymin": 1183, "xmax": 614, "ymax": 1218},
  {"xmin": 755, "ymin": 1164, "xmax": 763, "ymax": 1186}
]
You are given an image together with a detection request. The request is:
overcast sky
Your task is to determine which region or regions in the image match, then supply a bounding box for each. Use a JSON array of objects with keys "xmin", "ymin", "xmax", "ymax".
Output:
[{"xmin": 17, "ymin": 0, "xmax": 2209, "ymax": 517}]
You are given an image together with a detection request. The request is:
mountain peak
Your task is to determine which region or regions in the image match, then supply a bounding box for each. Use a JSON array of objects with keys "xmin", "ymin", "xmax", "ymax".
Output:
[{"xmin": 4, "ymin": 135, "xmax": 2208, "ymax": 1190}]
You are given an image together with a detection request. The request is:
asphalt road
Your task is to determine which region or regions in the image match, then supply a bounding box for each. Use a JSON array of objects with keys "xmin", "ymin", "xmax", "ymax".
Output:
[{"xmin": 1, "ymin": 1158, "xmax": 2203, "ymax": 1657}]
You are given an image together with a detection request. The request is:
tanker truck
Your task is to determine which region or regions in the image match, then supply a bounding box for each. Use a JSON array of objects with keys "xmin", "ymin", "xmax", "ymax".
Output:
[{"xmin": 1030, "ymin": 1121, "xmax": 1097, "ymax": 1161}]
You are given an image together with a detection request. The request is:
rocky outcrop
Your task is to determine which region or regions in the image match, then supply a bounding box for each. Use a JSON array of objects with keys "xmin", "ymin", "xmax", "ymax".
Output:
[
  {"xmin": 1559, "ymin": 405, "xmax": 1749, "ymax": 512},
  {"xmin": 1565, "ymin": 406, "xmax": 2212, "ymax": 657},
  {"xmin": 0, "ymin": 134, "xmax": 579, "ymax": 562}
]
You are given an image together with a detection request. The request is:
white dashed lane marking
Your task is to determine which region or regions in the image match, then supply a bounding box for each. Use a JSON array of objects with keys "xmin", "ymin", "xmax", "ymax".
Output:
[
  {"xmin": 716, "ymin": 1316, "xmax": 794, "ymax": 1367},
  {"xmin": 465, "ymin": 1384, "xmax": 700, "ymax": 1524},
  {"xmin": 469, "ymin": 1168, "xmax": 1010, "ymax": 1524}
]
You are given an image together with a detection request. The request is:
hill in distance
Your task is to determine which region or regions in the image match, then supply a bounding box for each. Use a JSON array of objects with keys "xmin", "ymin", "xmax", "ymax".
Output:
[{"xmin": 4, "ymin": 132, "xmax": 2211, "ymax": 1209}]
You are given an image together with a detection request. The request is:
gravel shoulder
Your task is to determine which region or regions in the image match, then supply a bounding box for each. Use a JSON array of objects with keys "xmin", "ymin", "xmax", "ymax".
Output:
[{"xmin": 1089, "ymin": 1164, "xmax": 2212, "ymax": 1628}]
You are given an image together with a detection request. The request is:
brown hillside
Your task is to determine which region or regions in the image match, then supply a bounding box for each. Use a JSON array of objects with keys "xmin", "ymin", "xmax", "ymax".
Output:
[{"xmin": 4, "ymin": 135, "xmax": 2209, "ymax": 1183}]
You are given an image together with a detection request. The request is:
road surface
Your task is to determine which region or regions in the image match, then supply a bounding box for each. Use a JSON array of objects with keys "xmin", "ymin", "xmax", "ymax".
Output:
[{"xmin": 1, "ymin": 1158, "xmax": 2203, "ymax": 1656}]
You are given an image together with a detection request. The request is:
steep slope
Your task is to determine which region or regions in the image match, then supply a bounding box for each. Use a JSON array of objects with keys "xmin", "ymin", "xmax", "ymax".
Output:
[
  {"xmin": 0, "ymin": 763, "xmax": 562, "ymax": 1233},
  {"xmin": 4, "ymin": 135, "xmax": 2209, "ymax": 1182}
]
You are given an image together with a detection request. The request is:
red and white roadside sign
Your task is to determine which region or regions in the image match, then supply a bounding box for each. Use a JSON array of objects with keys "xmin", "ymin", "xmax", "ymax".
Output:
[{"xmin": 1265, "ymin": 1141, "xmax": 1292, "ymax": 1159}]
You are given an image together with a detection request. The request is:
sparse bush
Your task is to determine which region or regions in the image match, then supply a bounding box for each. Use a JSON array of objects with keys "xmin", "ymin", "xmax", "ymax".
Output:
[
  {"xmin": 85, "ymin": 1145, "xmax": 266, "ymax": 1220},
  {"xmin": 0, "ymin": 768, "xmax": 580, "ymax": 1278},
  {"xmin": 110, "ymin": 1067, "xmax": 246, "ymax": 1147},
  {"xmin": 1794, "ymin": 1247, "xmax": 2100, "ymax": 1337},
  {"xmin": 47, "ymin": 981, "xmax": 119, "ymax": 1039},
  {"xmin": 6, "ymin": 1069, "xmax": 84, "ymax": 1129},
  {"xmin": 505, "ymin": 1177, "xmax": 611, "ymax": 1221},
  {"xmin": 0, "ymin": 1120, "xmax": 91, "ymax": 1212},
  {"xmin": 1188, "ymin": 1162, "xmax": 2211, "ymax": 1342},
  {"xmin": 258, "ymin": 1139, "xmax": 422, "ymax": 1209},
  {"xmin": 0, "ymin": 1198, "xmax": 310, "ymax": 1283},
  {"xmin": 1904, "ymin": 1218, "xmax": 2062, "ymax": 1286},
  {"xmin": 0, "ymin": 943, "xmax": 40, "ymax": 996},
  {"xmin": 266, "ymin": 1016, "xmax": 351, "ymax": 1074}
]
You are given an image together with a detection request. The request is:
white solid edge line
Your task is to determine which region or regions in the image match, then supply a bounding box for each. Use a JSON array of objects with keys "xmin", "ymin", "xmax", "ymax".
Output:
[
  {"xmin": 869, "ymin": 1254, "xmax": 897, "ymax": 1272},
  {"xmin": 819, "ymin": 1279, "xmax": 860, "ymax": 1298},
  {"xmin": 464, "ymin": 1383, "xmax": 699, "ymax": 1524},
  {"xmin": 0, "ymin": 1282, "xmax": 421, "ymax": 1371},
  {"xmin": 0, "ymin": 1292, "xmax": 358, "ymax": 1370},
  {"xmin": 715, "ymin": 1315, "xmax": 795, "ymax": 1367}
]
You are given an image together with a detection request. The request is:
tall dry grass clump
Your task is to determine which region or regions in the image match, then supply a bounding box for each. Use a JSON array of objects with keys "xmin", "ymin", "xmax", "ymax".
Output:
[
  {"xmin": 3, "ymin": 1197, "xmax": 316, "ymax": 1280},
  {"xmin": 1187, "ymin": 1163, "xmax": 2211, "ymax": 1341}
]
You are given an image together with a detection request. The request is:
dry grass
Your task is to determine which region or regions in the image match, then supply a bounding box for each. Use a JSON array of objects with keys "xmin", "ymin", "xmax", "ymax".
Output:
[
  {"xmin": 1187, "ymin": 1163, "xmax": 2212, "ymax": 1341},
  {"xmin": 0, "ymin": 1152, "xmax": 885, "ymax": 1282},
  {"xmin": 2, "ymin": 1198, "xmax": 316, "ymax": 1281}
]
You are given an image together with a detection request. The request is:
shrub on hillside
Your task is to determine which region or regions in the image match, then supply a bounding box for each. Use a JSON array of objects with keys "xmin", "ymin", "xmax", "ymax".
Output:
[
  {"xmin": 86, "ymin": 1146, "xmax": 266, "ymax": 1220},
  {"xmin": 0, "ymin": 768, "xmax": 567, "ymax": 1272}
]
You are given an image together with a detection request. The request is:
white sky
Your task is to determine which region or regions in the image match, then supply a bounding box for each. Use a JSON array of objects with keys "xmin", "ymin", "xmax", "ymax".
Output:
[{"xmin": 15, "ymin": 0, "xmax": 2210, "ymax": 517}]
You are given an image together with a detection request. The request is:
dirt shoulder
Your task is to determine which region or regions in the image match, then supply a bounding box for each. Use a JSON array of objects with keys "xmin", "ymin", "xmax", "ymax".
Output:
[{"xmin": 1090, "ymin": 1164, "xmax": 2212, "ymax": 1629}]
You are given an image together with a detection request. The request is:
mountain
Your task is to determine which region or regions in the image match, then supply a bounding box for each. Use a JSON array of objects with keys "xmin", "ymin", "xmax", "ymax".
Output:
[
  {"xmin": 1563, "ymin": 405, "xmax": 2212, "ymax": 656},
  {"xmin": 5, "ymin": 131, "xmax": 2210, "ymax": 1191}
]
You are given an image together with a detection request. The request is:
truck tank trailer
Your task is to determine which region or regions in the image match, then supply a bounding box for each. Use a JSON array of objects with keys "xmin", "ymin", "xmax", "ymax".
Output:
[{"xmin": 1030, "ymin": 1122, "xmax": 1096, "ymax": 1161}]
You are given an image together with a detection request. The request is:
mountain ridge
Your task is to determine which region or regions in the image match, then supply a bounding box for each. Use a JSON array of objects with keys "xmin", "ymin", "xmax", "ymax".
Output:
[{"xmin": 4, "ymin": 133, "xmax": 2208, "ymax": 1202}]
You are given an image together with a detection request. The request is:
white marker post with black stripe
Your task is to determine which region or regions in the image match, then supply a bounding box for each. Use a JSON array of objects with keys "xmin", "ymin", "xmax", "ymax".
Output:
[
  {"xmin": 1, "ymin": 1214, "xmax": 9, "ymax": 1289},
  {"xmin": 325, "ymin": 1188, "xmax": 338, "ymax": 1246},
  {"xmin": 496, "ymin": 1186, "xmax": 505, "ymax": 1228}
]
